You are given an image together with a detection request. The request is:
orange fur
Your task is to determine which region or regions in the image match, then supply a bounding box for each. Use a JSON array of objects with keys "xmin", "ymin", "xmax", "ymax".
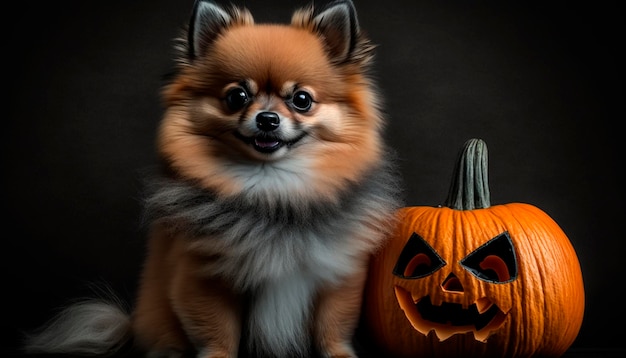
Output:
[
  {"xmin": 137, "ymin": 3, "xmax": 394, "ymax": 357},
  {"xmin": 23, "ymin": 3, "xmax": 400, "ymax": 358},
  {"xmin": 159, "ymin": 24, "xmax": 383, "ymax": 198},
  {"xmin": 133, "ymin": 223, "xmax": 245, "ymax": 356}
]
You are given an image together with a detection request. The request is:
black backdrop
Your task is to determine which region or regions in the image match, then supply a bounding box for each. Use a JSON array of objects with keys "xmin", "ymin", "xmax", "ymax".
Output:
[{"xmin": 4, "ymin": 0, "xmax": 624, "ymax": 357}]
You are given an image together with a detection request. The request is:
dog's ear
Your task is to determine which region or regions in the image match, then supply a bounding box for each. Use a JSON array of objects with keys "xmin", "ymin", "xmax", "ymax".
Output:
[
  {"xmin": 187, "ymin": 0, "xmax": 255, "ymax": 60},
  {"xmin": 311, "ymin": 0, "xmax": 360, "ymax": 63}
]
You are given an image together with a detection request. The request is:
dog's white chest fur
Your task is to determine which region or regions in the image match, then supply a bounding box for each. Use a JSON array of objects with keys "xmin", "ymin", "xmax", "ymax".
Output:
[{"xmin": 247, "ymin": 270, "xmax": 319, "ymax": 355}]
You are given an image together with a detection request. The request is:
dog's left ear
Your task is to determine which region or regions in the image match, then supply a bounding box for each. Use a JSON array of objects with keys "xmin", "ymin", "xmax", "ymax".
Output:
[
  {"xmin": 187, "ymin": 0, "xmax": 254, "ymax": 60},
  {"xmin": 310, "ymin": 0, "xmax": 360, "ymax": 63}
]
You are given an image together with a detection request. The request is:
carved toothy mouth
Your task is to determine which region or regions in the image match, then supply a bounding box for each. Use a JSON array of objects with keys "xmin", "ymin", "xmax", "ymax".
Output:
[{"xmin": 394, "ymin": 286, "xmax": 508, "ymax": 342}]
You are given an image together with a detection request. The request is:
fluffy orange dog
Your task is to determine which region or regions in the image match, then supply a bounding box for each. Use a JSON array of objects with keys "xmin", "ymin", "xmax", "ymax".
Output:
[{"xmin": 25, "ymin": 1, "xmax": 402, "ymax": 357}]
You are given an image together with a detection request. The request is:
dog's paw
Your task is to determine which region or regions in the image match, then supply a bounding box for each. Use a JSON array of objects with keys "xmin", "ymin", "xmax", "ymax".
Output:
[
  {"xmin": 319, "ymin": 343, "xmax": 358, "ymax": 358},
  {"xmin": 146, "ymin": 349, "xmax": 184, "ymax": 358}
]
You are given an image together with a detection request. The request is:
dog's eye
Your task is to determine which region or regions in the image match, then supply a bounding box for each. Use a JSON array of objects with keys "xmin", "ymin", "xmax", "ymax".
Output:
[
  {"xmin": 225, "ymin": 87, "xmax": 250, "ymax": 111},
  {"xmin": 289, "ymin": 90, "xmax": 313, "ymax": 112}
]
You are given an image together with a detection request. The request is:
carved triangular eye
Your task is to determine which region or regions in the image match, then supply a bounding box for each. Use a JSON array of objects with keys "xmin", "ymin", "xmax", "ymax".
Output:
[
  {"xmin": 393, "ymin": 233, "xmax": 446, "ymax": 279},
  {"xmin": 460, "ymin": 231, "xmax": 518, "ymax": 283}
]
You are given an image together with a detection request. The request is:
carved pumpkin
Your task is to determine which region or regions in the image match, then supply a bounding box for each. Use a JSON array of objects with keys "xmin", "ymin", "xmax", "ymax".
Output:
[{"xmin": 364, "ymin": 138, "xmax": 585, "ymax": 357}]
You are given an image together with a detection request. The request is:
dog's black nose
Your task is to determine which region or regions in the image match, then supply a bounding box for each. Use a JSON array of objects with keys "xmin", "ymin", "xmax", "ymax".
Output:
[{"xmin": 256, "ymin": 111, "xmax": 280, "ymax": 131}]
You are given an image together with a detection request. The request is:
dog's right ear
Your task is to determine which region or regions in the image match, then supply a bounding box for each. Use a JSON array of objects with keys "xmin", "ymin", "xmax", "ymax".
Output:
[
  {"xmin": 187, "ymin": 0, "xmax": 232, "ymax": 60},
  {"xmin": 311, "ymin": 0, "xmax": 359, "ymax": 63}
]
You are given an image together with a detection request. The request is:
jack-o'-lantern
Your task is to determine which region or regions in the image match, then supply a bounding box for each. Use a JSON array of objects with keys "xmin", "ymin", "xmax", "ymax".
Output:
[{"xmin": 364, "ymin": 138, "xmax": 585, "ymax": 357}]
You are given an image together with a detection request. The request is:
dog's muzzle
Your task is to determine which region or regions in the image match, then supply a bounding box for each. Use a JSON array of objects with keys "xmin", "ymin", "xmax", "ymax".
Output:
[{"xmin": 234, "ymin": 111, "xmax": 306, "ymax": 154}]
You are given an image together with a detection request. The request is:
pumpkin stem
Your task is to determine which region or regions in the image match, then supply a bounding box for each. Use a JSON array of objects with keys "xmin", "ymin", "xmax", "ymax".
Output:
[{"xmin": 444, "ymin": 138, "xmax": 491, "ymax": 210}]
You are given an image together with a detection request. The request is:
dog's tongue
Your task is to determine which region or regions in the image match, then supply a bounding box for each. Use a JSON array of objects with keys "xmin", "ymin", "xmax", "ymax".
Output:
[{"xmin": 254, "ymin": 138, "xmax": 280, "ymax": 148}]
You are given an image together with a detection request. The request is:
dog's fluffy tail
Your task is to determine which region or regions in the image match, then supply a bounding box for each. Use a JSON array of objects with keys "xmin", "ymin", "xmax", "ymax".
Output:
[{"xmin": 23, "ymin": 296, "xmax": 132, "ymax": 356}]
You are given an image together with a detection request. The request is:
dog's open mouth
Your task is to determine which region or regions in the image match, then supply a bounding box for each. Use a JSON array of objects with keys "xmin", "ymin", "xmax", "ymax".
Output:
[{"xmin": 234, "ymin": 131, "xmax": 306, "ymax": 154}]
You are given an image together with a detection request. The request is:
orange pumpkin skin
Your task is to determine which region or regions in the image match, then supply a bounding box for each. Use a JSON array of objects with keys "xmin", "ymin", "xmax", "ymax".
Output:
[
  {"xmin": 364, "ymin": 139, "xmax": 584, "ymax": 358},
  {"xmin": 365, "ymin": 204, "xmax": 585, "ymax": 358}
]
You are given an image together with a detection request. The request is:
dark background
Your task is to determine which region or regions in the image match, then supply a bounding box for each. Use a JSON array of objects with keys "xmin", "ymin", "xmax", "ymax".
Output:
[{"xmin": 4, "ymin": 0, "xmax": 623, "ymax": 357}]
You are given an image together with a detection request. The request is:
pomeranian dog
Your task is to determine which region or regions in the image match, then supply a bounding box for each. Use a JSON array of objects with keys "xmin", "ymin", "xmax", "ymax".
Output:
[{"xmin": 24, "ymin": 0, "xmax": 402, "ymax": 357}]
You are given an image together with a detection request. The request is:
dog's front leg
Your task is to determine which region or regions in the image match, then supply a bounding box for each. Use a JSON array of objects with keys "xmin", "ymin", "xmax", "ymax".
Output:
[
  {"xmin": 313, "ymin": 259, "xmax": 369, "ymax": 358},
  {"xmin": 170, "ymin": 253, "xmax": 243, "ymax": 358}
]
